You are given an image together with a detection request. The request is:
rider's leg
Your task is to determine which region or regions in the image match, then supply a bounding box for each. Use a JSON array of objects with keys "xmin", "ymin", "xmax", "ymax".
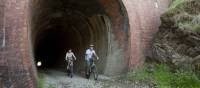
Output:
[
  {"xmin": 89, "ymin": 59, "xmax": 93, "ymax": 71},
  {"xmin": 86, "ymin": 59, "xmax": 91, "ymax": 74},
  {"xmin": 71, "ymin": 60, "xmax": 73, "ymax": 76},
  {"xmin": 67, "ymin": 60, "xmax": 70, "ymax": 69},
  {"xmin": 71, "ymin": 65, "xmax": 73, "ymax": 77}
]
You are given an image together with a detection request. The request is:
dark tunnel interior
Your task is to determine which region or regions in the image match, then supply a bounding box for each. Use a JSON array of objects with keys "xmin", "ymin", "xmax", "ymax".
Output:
[{"xmin": 31, "ymin": 0, "xmax": 110, "ymax": 73}]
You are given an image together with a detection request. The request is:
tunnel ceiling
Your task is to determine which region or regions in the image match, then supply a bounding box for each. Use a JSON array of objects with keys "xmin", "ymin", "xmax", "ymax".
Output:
[{"xmin": 31, "ymin": 0, "xmax": 109, "ymax": 49}]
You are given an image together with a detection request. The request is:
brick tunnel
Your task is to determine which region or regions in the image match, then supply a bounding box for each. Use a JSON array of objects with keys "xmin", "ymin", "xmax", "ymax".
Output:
[
  {"xmin": 0, "ymin": 0, "xmax": 172, "ymax": 87},
  {"xmin": 31, "ymin": 0, "xmax": 130, "ymax": 74}
]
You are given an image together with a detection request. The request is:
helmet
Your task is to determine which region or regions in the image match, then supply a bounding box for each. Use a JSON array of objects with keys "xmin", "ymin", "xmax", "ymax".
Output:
[{"xmin": 90, "ymin": 44, "xmax": 94, "ymax": 47}]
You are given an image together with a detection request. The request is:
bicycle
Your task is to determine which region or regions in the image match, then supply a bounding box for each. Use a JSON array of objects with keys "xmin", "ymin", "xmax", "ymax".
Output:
[
  {"xmin": 67, "ymin": 59, "xmax": 74, "ymax": 78},
  {"xmin": 85, "ymin": 59, "xmax": 98, "ymax": 80}
]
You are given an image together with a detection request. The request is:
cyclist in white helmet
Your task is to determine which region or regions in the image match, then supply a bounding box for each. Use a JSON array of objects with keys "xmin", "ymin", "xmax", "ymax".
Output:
[{"xmin": 85, "ymin": 44, "xmax": 99, "ymax": 74}]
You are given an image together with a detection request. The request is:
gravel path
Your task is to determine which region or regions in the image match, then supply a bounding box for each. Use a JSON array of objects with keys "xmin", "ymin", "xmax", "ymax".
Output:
[{"xmin": 42, "ymin": 70, "xmax": 151, "ymax": 88}]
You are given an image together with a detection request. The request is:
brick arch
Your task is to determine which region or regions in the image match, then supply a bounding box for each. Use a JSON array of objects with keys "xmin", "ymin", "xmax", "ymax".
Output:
[
  {"xmin": 30, "ymin": 0, "xmax": 130, "ymax": 75},
  {"xmin": 0, "ymin": 0, "xmax": 172, "ymax": 87}
]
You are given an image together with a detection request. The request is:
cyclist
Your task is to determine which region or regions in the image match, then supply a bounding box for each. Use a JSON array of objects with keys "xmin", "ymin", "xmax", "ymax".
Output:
[
  {"xmin": 65, "ymin": 49, "xmax": 76, "ymax": 77},
  {"xmin": 85, "ymin": 44, "xmax": 99, "ymax": 75}
]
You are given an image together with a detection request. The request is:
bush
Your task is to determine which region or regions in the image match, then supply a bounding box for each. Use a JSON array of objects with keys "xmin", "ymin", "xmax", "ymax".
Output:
[{"xmin": 164, "ymin": 0, "xmax": 200, "ymax": 29}]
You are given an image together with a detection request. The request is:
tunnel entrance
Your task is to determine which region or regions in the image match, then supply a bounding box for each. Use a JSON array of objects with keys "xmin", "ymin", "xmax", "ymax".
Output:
[
  {"xmin": 33, "ymin": 15, "xmax": 110, "ymax": 73},
  {"xmin": 30, "ymin": 0, "xmax": 129, "ymax": 75}
]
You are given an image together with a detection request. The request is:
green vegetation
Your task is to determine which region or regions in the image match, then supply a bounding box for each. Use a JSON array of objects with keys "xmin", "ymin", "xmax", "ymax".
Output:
[
  {"xmin": 152, "ymin": 64, "xmax": 173, "ymax": 88},
  {"xmin": 170, "ymin": 0, "xmax": 186, "ymax": 9},
  {"xmin": 163, "ymin": 0, "xmax": 200, "ymax": 33},
  {"xmin": 126, "ymin": 64, "xmax": 200, "ymax": 88},
  {"xmin": 38, "ymin": 72, "xmax": 57, "ymax": 88},
  {"xmin": 173, "ymin": 71, "xmax": 200, "ymax": 88},
  {"xmin": 179, "ymin": 23, "xmax": 200, "ymax": 32},
  {"xmin": 47, "ymin": 84, "xmax": 56, "ymax": 88},
  {"xmin": 38, "ymin": 72, "xmax": 45, "ymax": 88}
]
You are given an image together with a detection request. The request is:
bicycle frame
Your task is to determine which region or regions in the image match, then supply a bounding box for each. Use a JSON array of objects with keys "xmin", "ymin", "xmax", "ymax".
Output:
[{"xmin": 85, "ymin": 58, "xmax": 98, "ymax": 80}]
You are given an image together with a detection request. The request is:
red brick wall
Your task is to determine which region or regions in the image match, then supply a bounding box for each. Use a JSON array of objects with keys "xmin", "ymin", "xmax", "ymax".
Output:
[
  {"xmin": 98, "ymin": 0, "xmax": 171, "ymax": 70},
  {"xmin": 0, "ymin": 0, "xmax": 37, "ymax": 88},
  {"xmin": 0, "ymin": 0, "xmax": 171, "ymax": 87},
  {"xmin": 122, "ymin": 0, "xmax": 172, "ymax": 68},
  {"xmin": 98, "ymin": 0, "xmax": 130, "ymax": 75}
]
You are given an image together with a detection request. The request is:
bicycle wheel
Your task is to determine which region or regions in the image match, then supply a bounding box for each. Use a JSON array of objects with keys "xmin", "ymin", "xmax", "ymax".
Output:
[
  {"xmin": 70, "ymin": 65, "xmax": 73, "ymax": 78},
  {"xmin": 85, "ymin": 66, "xmax": 90, "ymax": 79},
  {"xmin": 92, "ymin": 65, "xmax": 98, "ymax": 80}
]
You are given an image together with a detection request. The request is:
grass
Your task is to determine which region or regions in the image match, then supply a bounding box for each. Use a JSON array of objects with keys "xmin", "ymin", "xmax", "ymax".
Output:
[
  {"xmin": 169, "ymin": 0, "xmax": 186, "ymax": 10},
  {"xmin": 126, "ymin": 64, "xmax": 200, "ymax": 88},
  {"xmin": 47, "ymin": 84, "xmax": 56, "ymax": 88},
  {"xmin": 152, "ymin": 64, "xmax": 173, "ymax": 88},
  {"xmin": 38, "ymin": 72, "xmax": 45, "ymax": 88},
  {"xmin": 173, "ymin": 71, "xmax": 200, "ymax": 88},
  {"xmin": 126, "ymin": 68, "xmax": 149, "ymax": 82},
  {"xmin": 38, "ymin": 72, "xmax": 57, "ymax": 88}
]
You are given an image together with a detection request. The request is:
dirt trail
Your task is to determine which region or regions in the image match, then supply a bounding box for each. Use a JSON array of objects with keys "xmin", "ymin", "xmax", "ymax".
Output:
[{"xmin": 42, "ymin": 70, "xmax": 150, "ymax": 88}]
